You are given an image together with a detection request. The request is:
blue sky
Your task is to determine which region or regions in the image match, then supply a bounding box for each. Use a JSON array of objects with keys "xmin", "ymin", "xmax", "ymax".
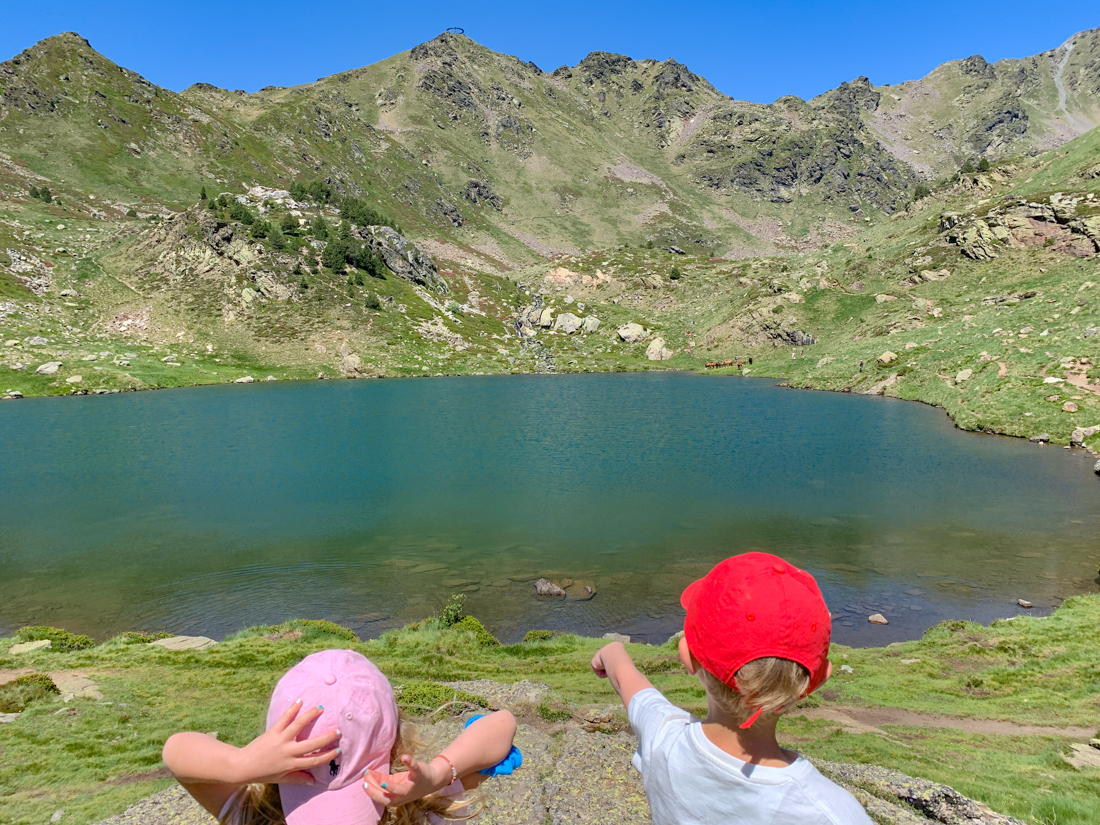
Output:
[{"xmin": 3, "ymin": 2, "xmax": 1096, "ymax": 103}]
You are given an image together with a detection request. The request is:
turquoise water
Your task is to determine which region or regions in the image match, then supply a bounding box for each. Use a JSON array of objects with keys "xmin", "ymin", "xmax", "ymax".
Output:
[{"xmin": 1, "ymin": 373, "xmax": 1098, "ymax": 645}]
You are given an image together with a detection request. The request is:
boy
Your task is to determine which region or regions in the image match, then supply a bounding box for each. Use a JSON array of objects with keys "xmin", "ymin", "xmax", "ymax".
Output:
[{"xmin": 591, "ymin": 552, "xmax": 872, "ymax": 824}]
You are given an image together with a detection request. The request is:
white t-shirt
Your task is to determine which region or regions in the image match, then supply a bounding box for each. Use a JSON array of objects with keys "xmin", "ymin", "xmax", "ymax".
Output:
[{"xmin": 628, "ymin": 689, "xmax": 873, "ymax": 825}]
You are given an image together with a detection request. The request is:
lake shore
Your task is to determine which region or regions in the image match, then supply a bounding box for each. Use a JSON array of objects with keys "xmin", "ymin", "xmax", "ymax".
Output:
[{"xmin": 3, "ymin": 596, "xmax": 1099, "ymax": 825}]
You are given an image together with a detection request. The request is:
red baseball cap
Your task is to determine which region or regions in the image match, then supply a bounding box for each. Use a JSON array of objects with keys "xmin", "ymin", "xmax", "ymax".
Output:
[{"xmin": 681, "ymin": 552, "xmax": 831, "ymax": 697}]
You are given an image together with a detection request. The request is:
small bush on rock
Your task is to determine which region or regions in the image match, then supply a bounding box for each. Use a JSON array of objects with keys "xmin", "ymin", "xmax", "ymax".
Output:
[
  {"xmin": 16, "ymin": 626, "xmax": 95, "ymax": 651},
  {"xmin": 523, "ymin": 630, "xmax": 559, "ymax": 642},
  {"xmin": 451, "ymin": 615, "xmax": 499, "ymax": 647},
  {"xmin": 115, "ymin": 631, "xmax": 173, "ymax": 645},
  {"xmin": 0, "ymin": 673, "xmax": 59, "ymax": 712},
  {"xmin": 393, "ymin": 680, "xmax": 488, "ymax": 716}
]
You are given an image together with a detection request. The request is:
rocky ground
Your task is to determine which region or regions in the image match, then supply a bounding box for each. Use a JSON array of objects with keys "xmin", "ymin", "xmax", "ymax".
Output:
[{"xmin": 91, "ymin": 677, "xmax": 1027, "ymax": 825}]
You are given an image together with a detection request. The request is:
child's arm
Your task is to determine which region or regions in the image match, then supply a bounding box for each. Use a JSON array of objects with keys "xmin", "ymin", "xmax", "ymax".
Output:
[
  {"xmin": 591, "ymin": 641, "xmax": 655, "ymax": 710},
  {"xmin": 163, "ymin": 700, "xmax": 340, "ymax": 816},
  {"xmin": 364, "ymin": 710, "xmax": 517, "ymax": 806}
]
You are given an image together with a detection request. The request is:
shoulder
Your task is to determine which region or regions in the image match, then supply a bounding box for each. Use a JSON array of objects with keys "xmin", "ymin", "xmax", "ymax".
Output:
[
  {"xmin": 791, "ymin": 761, "xmax": 875, "ymax": 824},
  {"xmin": 628, "ymin": 688, "xmax": 691, "ymax": 729}
]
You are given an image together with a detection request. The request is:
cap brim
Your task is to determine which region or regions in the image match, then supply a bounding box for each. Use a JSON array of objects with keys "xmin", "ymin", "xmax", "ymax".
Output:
[
  {"xmin": 280, "ymin": 778, "xmax": 382, "ymax": 825},
  {"xmin": 680, "ymin": 577, "xmax": 703, "ymax": 612}
]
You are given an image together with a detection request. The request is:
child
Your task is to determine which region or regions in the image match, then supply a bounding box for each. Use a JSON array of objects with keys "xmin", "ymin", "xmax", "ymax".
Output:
[
  {"xmin": 591, "ymin": 552, "xmax": 873, "ymax": 824},
  {"xmin": 164, "ymin": 649, "xmax": 518, "ymax": 825}
]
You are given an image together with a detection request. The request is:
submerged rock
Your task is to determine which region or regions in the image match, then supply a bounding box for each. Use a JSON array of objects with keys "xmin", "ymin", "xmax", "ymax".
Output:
[{"xmin": 534, "ymin": 578, "xmax": 566, "ymax": 597}]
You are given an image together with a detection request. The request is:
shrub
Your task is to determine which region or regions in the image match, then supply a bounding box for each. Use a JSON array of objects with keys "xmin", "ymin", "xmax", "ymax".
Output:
[
  {"xmin": 115, "ymin": 631, "xmax": 173, "ymax": 644},
  {"xmin": 39, "ymin": 188, "xmax": 52, "ymax": 204},
  {"xmin": 126, "ymin": 207, "xmax": 138, "ymax": 218},
  {"xmin": 206, "ymin": 198, "xmax": 218, "ymax": 211},
  {"xmin": 669, "ymin": 266, "xmax": 682, "ymax": 280},
  {"xmin": 912, "ymin": 184, "xmax": 931, "ymax": 201},
  {"xmin": 364, "ymin": 294, "xmax": 382, "ymax": 311},
  {"xmin": 280, "ymin": 214, "xmax": 299, "ymax": 235},
  {"xmin": 0, "ymin": 673, "xmax": 59, "ymax": 712},
  {"xmin": 446, "ymin": 299, "xmax": 463, "ymax": 316},
  {"xmin": 536, "ymin": 700, "xmax": 572, "ymax": 723},
  {"xmin": 269, "ymin": 227, "xmax": 286, "ymax": 250},
  {"xmin": 199, "ymin": 186, "xmax": 207, "ymax": 200},
  {"xmin": 523, "ymin": 629, "xmax": 559, "ymax": 642},
  {"xmin": 311, "ymin": 216, "xmax": 330, "ymax": 240},
  {"xmin": 436, "ymin": 594, "xmax": 466, "ymax": 628},
  {"xmin": 977, "ymin": 157, "xmax": 991, "ymax": 172},
  {"xmin": 228, "ymin": 201, "xmax": 254, "ymax": 225},
  {"xmin": 340, "ymin": 197, "xmax": 399, "ymax": 232},
  {"xmin": 393, "ymin": 680, "xmax": 488, "ymax": 716},
  {"xmin": 16, "ymin": 626, "xmax": 95, "ymax": 651},
  {"xmin": 451, "ymin": 615, "xmax": 499, "ymax": 647},
  {"xmin": 28, "ymin": 185, "xmax": 40, "ymax": 199},
  {"xmin": 296, "ymin": 619, "xmax": 358, "ymax": 641},
  {"xmin": 249, "ymin": 220, "xmax": 270, "ymax": 239}
]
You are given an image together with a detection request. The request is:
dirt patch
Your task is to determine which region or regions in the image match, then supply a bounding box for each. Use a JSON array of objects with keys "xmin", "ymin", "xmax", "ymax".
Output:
[{"xmin": 797, "ymin": 705, "xmax": 1095, "ymax": 738}]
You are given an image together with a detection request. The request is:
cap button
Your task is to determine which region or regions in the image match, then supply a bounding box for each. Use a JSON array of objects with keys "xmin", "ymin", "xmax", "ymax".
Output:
[
  {"xmin": 324, "ymin": 674, "xmax": 337, "ymax": 685},
  {"xmin": 774, "ymin": 564, "xmax": 786, "ymax": 574}
]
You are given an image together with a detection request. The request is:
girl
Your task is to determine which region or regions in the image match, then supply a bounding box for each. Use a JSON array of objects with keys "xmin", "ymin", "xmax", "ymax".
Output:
[{"xmin": 163, "ymin": 649, "xmax": 518, "ymax": 825}]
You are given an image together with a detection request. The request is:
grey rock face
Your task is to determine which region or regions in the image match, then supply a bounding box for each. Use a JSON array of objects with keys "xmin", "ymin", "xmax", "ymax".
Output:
[
  {"xmin": 534, "ymin": 578, "xmax": 566, "ymax": 597},
  {"xmin": 358, "ymin": 226, "xmax": 448, "ymax": 294}
]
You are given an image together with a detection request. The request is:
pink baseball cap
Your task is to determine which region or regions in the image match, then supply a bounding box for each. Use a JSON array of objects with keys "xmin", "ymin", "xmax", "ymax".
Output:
[{"xmin": 267, "ymin": 649, "xmax": 398, "ymax": 825}]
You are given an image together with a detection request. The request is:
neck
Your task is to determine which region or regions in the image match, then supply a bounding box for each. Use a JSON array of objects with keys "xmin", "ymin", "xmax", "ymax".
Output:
[{"xmin": 700, "ymin": 698, "xmax": 794, "ymax": 767}]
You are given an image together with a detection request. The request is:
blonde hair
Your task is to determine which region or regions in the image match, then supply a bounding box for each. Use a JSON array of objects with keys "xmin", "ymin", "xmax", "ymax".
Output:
[
  {"xmin": 220, "ymin": 713, "xmax": 477, "ymax": 825},
  {"xmin": 697, "ymin": 657, "xmax": 811, "ymax": 727}
]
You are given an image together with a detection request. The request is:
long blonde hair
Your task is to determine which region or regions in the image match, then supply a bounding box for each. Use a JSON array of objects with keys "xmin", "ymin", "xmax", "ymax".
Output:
[
  {"xmin": 221, "ymin": 713, "xmax": 476, "ymax": 825},
  {"xmin": 698, "ymin": 657, "xmax": 811, "ymax": 727}
]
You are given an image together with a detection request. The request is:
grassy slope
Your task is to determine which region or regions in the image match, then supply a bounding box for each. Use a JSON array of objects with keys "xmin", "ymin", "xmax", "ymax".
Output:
[{"xmin": 2, "ymin": 597, "xmax": 1099, "ymax": 825}]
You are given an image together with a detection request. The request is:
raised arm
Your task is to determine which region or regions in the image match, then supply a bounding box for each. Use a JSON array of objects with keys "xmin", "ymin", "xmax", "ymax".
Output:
[
  {"xmin": 163, "ymin": 700, "xmax": 339, "ymax": 816},
  {"xmin": 364, "ymin": 709, "xmax": 517, "ymax": 806},
  {"xmin": 591, "ymin": 641, "xmax": 655, "ymax": 709}
]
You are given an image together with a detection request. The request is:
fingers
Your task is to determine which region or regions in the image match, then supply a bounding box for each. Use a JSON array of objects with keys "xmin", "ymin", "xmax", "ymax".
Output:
[
  {"xmin": 286, "ymin": 703, "xmax": 325, "ymax": 738},
  {"xmin": 298, "ymin": 747, "xmax": 340, "ymax": 769},
  {"xmin": 280, "ymin": 770, "xmax": 317, "ymax": 786},
  {"xmin": 296, "ymin": 726, "xmax": 341, "ymax": 755},
  {"xmin": 271, "ymin": 699, "xmax": 304, "ymax": 732}
]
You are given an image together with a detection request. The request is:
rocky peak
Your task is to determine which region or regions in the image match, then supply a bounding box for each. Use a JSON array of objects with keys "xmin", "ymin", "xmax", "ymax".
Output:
[
  {"xmin": 577, "ymin": 51, "xmax": 637, "ymax": 83},
  {"xmin": 960, "ymin": 54, "xmax": 996, "ymax": 79}
]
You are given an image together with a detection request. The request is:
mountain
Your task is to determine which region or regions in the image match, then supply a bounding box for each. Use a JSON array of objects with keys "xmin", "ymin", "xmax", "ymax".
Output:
[{"xmin": 1, "ymin": 29, "xmax": 1099, "ymax": 453}]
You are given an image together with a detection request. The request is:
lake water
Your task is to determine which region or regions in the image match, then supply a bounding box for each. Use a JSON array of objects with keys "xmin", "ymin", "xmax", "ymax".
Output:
[{"xmin": 1, "ymin": 373, "xmax": 1098, "ymax": 646}]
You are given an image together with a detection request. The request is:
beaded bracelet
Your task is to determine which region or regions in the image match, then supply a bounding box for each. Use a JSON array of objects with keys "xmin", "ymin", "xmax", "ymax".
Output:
[{"xmin": 435, "ymin": 753, "xmax": 457, "ymax": 785}]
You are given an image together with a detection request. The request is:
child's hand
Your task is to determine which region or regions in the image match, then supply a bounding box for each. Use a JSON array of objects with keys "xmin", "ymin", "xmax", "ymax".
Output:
[
  {"xmin": 364, "ymin": 754, "xmax": 448, "ymax": 807},
  {"xmin": 232, "ymin": 700, "xmax": 341, "ymax": 785},
  {"xmin": 591, "ymin": 642, "xmax": 619, "ymax": 678}
]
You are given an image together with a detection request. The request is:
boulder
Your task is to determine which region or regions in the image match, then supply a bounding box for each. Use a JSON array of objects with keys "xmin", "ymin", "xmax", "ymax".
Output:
[
  {"xmin": 65, "ymin": 375, "xmax": 82, "ymax": 384},
  {"xmin": 868, "ymin": 614, "xmax": 889, "ymax": 625},
  {"xmin": 1030, "ymin": 433, "xmax": 1051, "ymax": 443},
  {"xmin": 602, "ymin": 633, "xmax": 631, "ymax": 644},
  {"xmin": 877, "ymin": 352, "xmax": 897, "ymax": 365},
  {"xmin": 59, "ymin": 289, "xmax": 79, "ymax": 298},
  {"xmin": 1017, "ymin": 599, "xmax": 1033, "ymax": 609},
  {"xmin": 553, "ymin": 313, "xmax": 582, "ymax": 334},
  {"xmin": 1094, "ymin": 459, "xmax": 1100, "ymax": 475},
  {"xmin": 539, "ymin": 308, "xmax": 555, "ymax": 328},
  {"xmin": 955, "ymin": 369, "xmax": 973, "ymax": 383},
  {"xmin": 357, "ymin": 226, "xmax": 448, "ymax": 294},
  {"xmin": 147, "ymin": 635, "xmax": 217, "ymax": 651},
  {"xmin": 28, "ymin": 336, "xmax": 48, "ymax": 346},
  {"xmin": 617, "ymin": 323, "xmax": 647, "ymax": 343},
  {"xmin": 35, "ymin": 361, "xmax": 62, "ymax": 375},
  {"xmin": 10, "ymin": 639, "xmax": 51, "ymax": 654},
  {"xmin": 645, "ymin": 337, "xmax": 674, "ymax": 361},
  {"xmin": 1063, "ymin": 402, "xmax": 1079, "ymax": 413},
  {"xmin": 1070, "ymin": 425, "xmax": 1100, "ymax": 445},
  {"xmin": 234, "ymin": 376, "xmax": 254, "ymax": 384},
  {"xmin": 875, "ymin": 294, "xmax": 898, "ymax": 303},
  {"xmin": 582, "ymin": 316, "xmax": 600, "ymax": 333},
  {"xmin": 534, "ymin": 578, "xmax": 566, "ymax": 597}
]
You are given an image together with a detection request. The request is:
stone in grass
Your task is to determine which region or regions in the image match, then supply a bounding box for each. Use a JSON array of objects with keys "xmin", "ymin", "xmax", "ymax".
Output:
[
  {"xmin": 147, "ymin": 635, "xmax": 217, "ymax": 651},
  {"xmin": 876, "ymin": 351, "xmax": 897, "ymax": 365},
  {"xmin": 1017, "ymin": 599, "xmax": 1033, "ymax": 609},
  {"xmin": 602, "ymin": 632, "xmax": 631, "ymax": 644},
  {"xmin": 35, "ymin": 361, "xmax": 62, "ymax": 375},
  {"xmin": 955, "ymin": 369, "xmax": 973, "ymax": 383},
  {"xmin": 1063, "ymin": 402, "xmax": 1079, "ymax": 412},
  {"xmin": 234, "ymin": 376, "xmax": 254, "ymax": 384},
  {"xmin": 868, "ymin": 613, "xmax": 889, "ymax": 625},
  {"xmin": 1030, "ymin": 433, "xmax": 1051, "ymax": 443},
  {"xmin": 10, "ymin": 639, "xmax": 51, "ymax": 654}
]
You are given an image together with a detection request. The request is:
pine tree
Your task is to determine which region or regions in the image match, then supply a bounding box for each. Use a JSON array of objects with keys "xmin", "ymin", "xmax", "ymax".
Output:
[
  {"xmin": 200, "ymin": 186, "xmax": 208, "ymax": 200},
  {"xmin": 28, "ymin": 185, "xmax": 40, "ymax": 199},
  {"xmin": 40, "ymin": 188, "xmax": 53, "ymax": 204}
]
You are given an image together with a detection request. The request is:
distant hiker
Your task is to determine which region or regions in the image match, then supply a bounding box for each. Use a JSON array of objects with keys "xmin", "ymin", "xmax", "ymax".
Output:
[
  {"xmin": 164, "ymin": 649, "xmax": 519, "ymax": 825},
  {"xmin": 860, "ymin": 360, "xmax": 864, "ymax": 372},
  {"xmin": 590, "ymin": 553, "xmax": 873, "ymax": 825}
]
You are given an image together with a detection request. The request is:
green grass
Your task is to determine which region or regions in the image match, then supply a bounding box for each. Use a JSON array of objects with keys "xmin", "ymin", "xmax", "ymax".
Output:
[{"xmin": 2, "ymin": 598, "xmax": 1100, "ymax": 825}]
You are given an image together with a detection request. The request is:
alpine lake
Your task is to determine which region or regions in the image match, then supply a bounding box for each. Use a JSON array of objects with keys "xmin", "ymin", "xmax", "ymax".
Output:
[{"xmin": 2, "ymin": 372, "xmax": 1098, "ymax": 646}]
